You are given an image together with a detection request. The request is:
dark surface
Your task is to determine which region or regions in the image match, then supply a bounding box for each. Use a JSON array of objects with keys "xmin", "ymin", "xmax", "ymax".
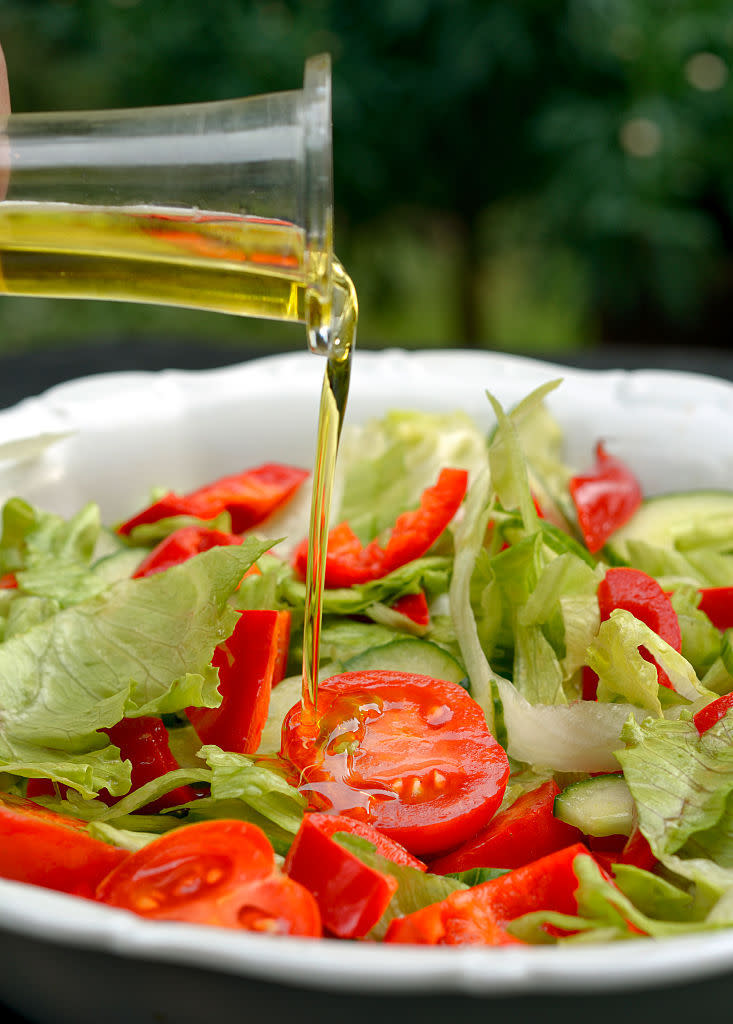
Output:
[{"xmin": 0, "ymin": 337, "xmax": 731, "ymax": 1024}]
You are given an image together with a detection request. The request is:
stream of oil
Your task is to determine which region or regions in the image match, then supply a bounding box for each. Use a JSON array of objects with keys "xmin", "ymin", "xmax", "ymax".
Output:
[{"xmin": 0, "ymin": 201, "xmax": 358, "ymax": 715}]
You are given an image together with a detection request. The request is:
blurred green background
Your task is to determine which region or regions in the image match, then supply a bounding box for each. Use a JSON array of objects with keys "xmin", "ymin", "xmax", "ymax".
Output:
[{"xmin": 1, "ymin": 0, "xmax": 732, "ymax": 364}]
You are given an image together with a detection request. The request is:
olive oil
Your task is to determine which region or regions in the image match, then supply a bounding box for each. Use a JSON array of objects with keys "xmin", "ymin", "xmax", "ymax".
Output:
[{"xmin": 0, "ymin": 200, "xmax": 358, "ymax": 712}]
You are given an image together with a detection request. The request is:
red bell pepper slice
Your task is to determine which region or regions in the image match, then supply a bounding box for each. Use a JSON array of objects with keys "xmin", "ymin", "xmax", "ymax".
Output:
[
  {"xmin": 293, "ymin": 468, "xmax": 468, "ymax": 588},
  {"xmin": 385, "ymin": 842, "xmax": 594, "ymax": 945},
  {"xmin": 26, "ymin": 715, "xmax": 199, "ymax": 814},
  {"xmin": 0, "ymin": 793, "xmax": 129, "ymax": 897},
  {"xmin": 569, "ymin": 442, "xmax": 642, "ymax": 554},
  {"xmin": 693, "ymin": 692, "xmax": 733, "ymax": 735},
  {"xmin": 583, "ymin": 566, "xmax": 682, "ymax": 700},
  {"xmin": 391, "ymin": 590, "xmax": 430, "ymax": 627},
  {"xmin": 429, "ymin": 780, "xmax": 583, "ymax": 874},
  {"xmin": 0, "ymin": 572, "xmax": 17, "ymax": 588},
  {"xmin": 697, "ymin": 587, "xmax": 733, "ymax": 631},
  {"xmin": 284, "ymin": 813, "xmax": 423, "ymax": 938},
  {"xmin": 117, "ymin": 463, "xmax": 309, "ymax": 536},
  {"xmin": 132, "ymin": 525, "xmax": 244, "ymax": 578},
  {"xmin": 589, "ymin": 828, "xmax": 657, "ymax": 875},
  {"xmin": 186, "ymin": 608, "xmax": 291, "ymax": 753}
]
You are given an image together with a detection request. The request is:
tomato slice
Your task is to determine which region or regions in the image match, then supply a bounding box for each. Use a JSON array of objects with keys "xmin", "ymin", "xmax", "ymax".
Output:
[
  {"xmin": 429, "ymin": 780, "xmax": 582, "ymax": 874},
  {"xmin": 117, "ymin": 463, "xmax": 308, "ymax": 536},
  {"xmin": 280, "ymin": 670, "xmax": 509, "ymax": 858},
  {"xmin": 96, "ymin": 820, "xmax": 321, "ymax": 935},
  {"xmin": 292, "ymin": 468, "xmax": 468, "ymax": 588},
  {"xmin": 186, "ymin": 608, "xmax": 291, "ymax": 753},
  {"xmin": 569, "ymin": 443, "xmax": 642, "ymax": 554},
  {"xmin": 0, "ymin": 793, "xmax": 128, "ymax": 897}
]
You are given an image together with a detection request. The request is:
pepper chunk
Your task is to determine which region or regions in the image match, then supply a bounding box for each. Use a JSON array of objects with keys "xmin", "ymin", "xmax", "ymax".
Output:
[
  {"xmin": 429, "ymin": 780, "xmax": 582, "ymax": 874},
  {"xmin": 583, "ymin": 566, "xmax": 682, "ymax": 700},
  {"xmin": 284, "ymin": 813, "xmax": 424, "ymax": 938},
  {"xmin": 385, "ymin": 842, "xmax": 594, "ymax": 945},
  {"xmin": 293, "ymin": 468, "xmax": 468, "ymax": 588},
  {"xmin": 186, "ymin": 608, "xmax": 291, "ymax": 753},
  {"xmin": 117, "ymin": 463, "xmax": 308, "ymax": 536},
  {"xmin": 569, "ymin": 443, "xmax": 642, "ymax": 554}
]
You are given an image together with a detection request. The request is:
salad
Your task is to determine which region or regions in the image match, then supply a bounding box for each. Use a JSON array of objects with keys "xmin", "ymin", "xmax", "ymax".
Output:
[{"xmin": 0, "ymin": 374, "xmax": 732, "ymax": 947}]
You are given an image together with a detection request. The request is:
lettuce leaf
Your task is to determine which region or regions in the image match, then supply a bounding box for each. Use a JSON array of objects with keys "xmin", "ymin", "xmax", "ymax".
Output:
[{"xmin": 0, "ymin": 542, "xmax": 267, "ymax": 795}]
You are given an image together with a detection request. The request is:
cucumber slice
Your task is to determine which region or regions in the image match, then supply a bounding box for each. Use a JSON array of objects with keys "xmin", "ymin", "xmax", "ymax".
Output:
[
  {"xmin": 605, "ymin": 491, "xmax": 733, "ymax": 564},
  {"xmin": 554, "ymin": 775, "xmax": 634, "ymax": 837},
  {"xmin": 344, "ymin": 638, "xmax": 468, "ymax": 687},
  {"xmin": 92, "ymin": 546, "xmax": 148, "ymax": 583}
]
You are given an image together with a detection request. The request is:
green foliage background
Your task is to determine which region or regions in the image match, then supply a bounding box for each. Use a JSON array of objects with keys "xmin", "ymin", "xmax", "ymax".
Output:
[{"xmin": 1, "ymin": 0, "xmax": 732, "ymax": 358}]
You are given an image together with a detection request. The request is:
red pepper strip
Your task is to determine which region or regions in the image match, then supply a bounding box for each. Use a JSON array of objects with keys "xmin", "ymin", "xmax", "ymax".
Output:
[
  {"xmin": 694, "ymin": 692, "xmax": 733, "ymax": 735},
  {"xmin": 186, "ymin": 609, "xmax": 291, "ymax": 753},
  {"xmin": 284, "ymin": 813, "xmax": 423, "ymax": 938},
  {"xmin": 590, "ymin": 828, "xmax": 657, "ymax": 875},
  {"xmin": 698, "ymin": 587, "xmax": 733, "ymax": 631},
  {"xmin": 26, "ymin": 715, "xmax": 199, "ymax": 813},
  {"xmin": 132, "ymin": 526, "xmax": 244, "ymax": 578},
  {"xmin": 429, "ymin": 780, "xmax": 583, "ymax": 874},
  {"xmin": 117, "ymin": 463, "xmax": 309, "ymax": 536},
  {"xmin": 391, "ymin": 591, "xmax": 430, "ymax": 627},
  {"xmin": 0, "ymin": 572, "xmax": 16, "ymax": 588},
  {"xmin": 569, "ymin": 442, "xmax": 642, "ymax": 554},
  {"xmin": 385, "ymin": 842, "xmax": 595, "ymax": 946},
  {"xmin": 0, "ymin": 793, "xmax": 128, "ymax": 897},
  {"xmin": 583, "ymin": 566, "xmax": 682, "ymax": 700},
  {"xmin": 293, "ymin": 468, "xmax": 469, "ymax": 589}
]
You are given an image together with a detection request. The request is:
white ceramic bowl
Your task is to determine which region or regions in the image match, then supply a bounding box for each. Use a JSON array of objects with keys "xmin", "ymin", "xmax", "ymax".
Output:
[{"xmin": 0, "ymin": 350, "xmax": 731, "ymax": 1024}]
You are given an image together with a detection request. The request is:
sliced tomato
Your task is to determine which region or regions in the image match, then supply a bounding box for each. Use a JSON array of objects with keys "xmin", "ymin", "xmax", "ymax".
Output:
[
  {"xmin": 280, "ymin": 670, "xmax": 509, "ymax": 858},
  {"xmin": 694, "ymin": 692, "xmax": 733, "ymax": 735},
  {"xmin": 584, "ymin": 566, "xmax": 682, "ymax": 699},
  {"xmin": 0, "ymin": 793, "xmax": 128, "ymax": 897},
  {"xmin": 186, "ymin": 608, "xmax": 291, "ymax": 753},
  {"xmin": 292, "ymin": 468, "xmax": 468, "ymax": 588},
  {"xmin": 96, "ymin": 819, "xmax": 321, "ymax": 935},
  {"xmin": 429, "ymin": 780, "xmax": 582, "ymax": 874},
  {"xmin": 569, "ymin": 443, "xmax": 642, "ymax": 554},
  {"xmin": 117, "ymin": 463, "xmax": 308, "ymax": 536},
  {"xmin": 284, "ymin": 813, "xmax": 415, "ymax": 938},
  {"xmin": 385, "ymin": 842, "xmax": 594, "ymax": 945},
  {"xmin": 0, "ymin": 572, "xmax": 17, "ymax": 588}
]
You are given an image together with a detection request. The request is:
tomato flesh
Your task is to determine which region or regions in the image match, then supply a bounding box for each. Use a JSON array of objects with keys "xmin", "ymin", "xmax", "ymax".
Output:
[
  {"xmin": 0, "ymin": 793, "xmax": 128, "ymax": 897},
  {"xmin": 280, "ymin": 670, "xmax": 509, "ymax": 858},
  {"xmin": 96, "ymin": 820, "xmax": 321, "ymax": 935}
]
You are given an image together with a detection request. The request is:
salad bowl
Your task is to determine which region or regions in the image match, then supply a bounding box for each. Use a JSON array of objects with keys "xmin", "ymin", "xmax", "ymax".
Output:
[{"xmin": 0, "ymin": 348, "xmax": 732, "ymax": 1024}]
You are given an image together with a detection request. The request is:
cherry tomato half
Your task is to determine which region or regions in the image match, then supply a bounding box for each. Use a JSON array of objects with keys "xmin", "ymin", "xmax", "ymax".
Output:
[
  {"xmin": 96, "ymin": 820, "xmax": 321, "ymax": 936},
  {"xmin": 280, "ymin": 670, "xmax": 509, "ymax": 858}
]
